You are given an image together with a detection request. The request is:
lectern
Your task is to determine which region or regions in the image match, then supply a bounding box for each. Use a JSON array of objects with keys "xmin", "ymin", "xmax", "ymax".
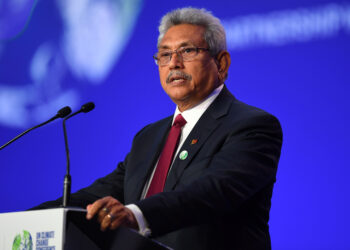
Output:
[{"xmin": 0, "ymin": 208, "xmax": 170, "ymax": 250}]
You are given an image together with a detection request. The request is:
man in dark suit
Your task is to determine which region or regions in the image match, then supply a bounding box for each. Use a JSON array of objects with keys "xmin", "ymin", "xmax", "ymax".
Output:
[{"xmin": 36, "ymin": 7, "xmax": 282, "ymax": 249}]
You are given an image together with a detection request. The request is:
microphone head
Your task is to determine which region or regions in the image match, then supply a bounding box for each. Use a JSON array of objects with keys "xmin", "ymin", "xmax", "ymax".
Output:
[
  {"xmin": 81, "ymin": 102, "xmax": 95, "ymax": 113},
  {"xmin": 57, "ymin": 106, "xmax": 72, "ymax": 118}
]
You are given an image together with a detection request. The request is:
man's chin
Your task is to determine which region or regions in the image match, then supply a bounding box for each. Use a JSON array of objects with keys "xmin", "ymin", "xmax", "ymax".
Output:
[
  {"xmin": 164, "ymin": 84, "xmax": 188, "ymax": 97},
  {"xmin": 168, "ymin": 94, "xmax": 196, "ymax": 111}
]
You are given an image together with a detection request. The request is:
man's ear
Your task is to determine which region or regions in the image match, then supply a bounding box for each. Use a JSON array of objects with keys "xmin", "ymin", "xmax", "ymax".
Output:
[{"xmin": 215, "ymin": 51, "xmax": 231, "ymax": 81}]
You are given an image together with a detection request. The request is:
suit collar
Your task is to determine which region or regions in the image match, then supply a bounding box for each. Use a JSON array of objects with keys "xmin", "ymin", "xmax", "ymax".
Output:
[
  {"xmin": 208, "ymin": 85, "xmax": 234, "ymax": 120},
  {"xmin": 173, "ymin": 84, "xmax": 224, "ymax": 125}
]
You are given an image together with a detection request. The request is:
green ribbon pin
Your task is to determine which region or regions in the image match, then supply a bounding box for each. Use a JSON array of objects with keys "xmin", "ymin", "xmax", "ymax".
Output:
[{"xmin": 179, "ymin": 150, "xmax": 188, "ymax": 160}]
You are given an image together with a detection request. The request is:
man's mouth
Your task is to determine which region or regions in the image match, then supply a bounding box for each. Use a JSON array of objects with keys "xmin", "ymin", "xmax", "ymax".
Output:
[
  {"xmin": 170, "ymin": 77, "xmax": 186, "ymax": 83},
  {"xmin": 166, "ymin": 71, "xmax": 192, "ymax": 84}
]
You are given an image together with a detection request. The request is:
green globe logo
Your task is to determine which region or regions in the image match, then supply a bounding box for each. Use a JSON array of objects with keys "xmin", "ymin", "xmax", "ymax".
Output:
[{"xmin": 12, "ymin": 230, "xmax": 33, "ymax": 250}]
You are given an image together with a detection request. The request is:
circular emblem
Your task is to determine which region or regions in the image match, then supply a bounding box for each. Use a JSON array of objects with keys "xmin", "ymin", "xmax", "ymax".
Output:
[
  {"xmin": 179, "ymin": 150, "xmax": 188, "ymax": 160},
  {"xmin": 12, "ymin": 230, "xmax": 33, "ymax": 250}
]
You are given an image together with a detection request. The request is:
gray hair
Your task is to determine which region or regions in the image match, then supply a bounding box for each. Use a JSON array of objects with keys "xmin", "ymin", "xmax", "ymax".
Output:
[{"xmin": 157, "ymin": 7, "xmax": 227, "ymax": 56}]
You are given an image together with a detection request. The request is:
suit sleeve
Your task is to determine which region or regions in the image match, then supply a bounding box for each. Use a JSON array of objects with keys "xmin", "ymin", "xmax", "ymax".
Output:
[{"xmin": 135, "ymin": 113, "xmax": 283, "ymax": 236}]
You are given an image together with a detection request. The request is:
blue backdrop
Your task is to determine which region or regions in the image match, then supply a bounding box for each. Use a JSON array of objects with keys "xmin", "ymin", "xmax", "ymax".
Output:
[{"xmin": 1, "ymin": 0, "xmax": 349, "ymax": 249}]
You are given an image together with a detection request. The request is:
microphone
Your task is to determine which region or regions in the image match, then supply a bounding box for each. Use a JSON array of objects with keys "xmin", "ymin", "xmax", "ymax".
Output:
[
  {"xmin": 62, "ymin": 102, "xmax": 95, "ymax": 207},
  {"xmin": 0, "ymin": 106, "xmax": 72, "ymax": 150}
]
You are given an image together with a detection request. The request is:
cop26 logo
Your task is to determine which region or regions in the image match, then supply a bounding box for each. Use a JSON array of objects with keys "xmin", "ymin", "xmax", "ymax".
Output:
[{"xmin": 12, "ymin": 230, "xmax": 33, "ymax": 250}]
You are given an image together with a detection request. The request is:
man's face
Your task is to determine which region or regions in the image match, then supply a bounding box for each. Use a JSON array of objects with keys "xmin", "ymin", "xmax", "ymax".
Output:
[{"xmin": 158, "ymin": 24, "xmax": 220, "ymax": 111}]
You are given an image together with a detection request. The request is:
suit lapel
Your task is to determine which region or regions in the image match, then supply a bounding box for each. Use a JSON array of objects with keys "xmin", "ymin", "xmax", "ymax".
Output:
[
  {"xmin": 127, "ymin": 117, "xmax": 172, "ymax": 203},
  {"xmin": 163, "ymin": 86, "xmax": 234, "ymax": 191}
]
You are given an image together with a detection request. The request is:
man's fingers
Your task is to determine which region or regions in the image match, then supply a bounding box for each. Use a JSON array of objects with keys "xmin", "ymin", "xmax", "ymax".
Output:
[
  {"xmin": 100, "ymin": 205, "xmax": 124, "ymax": 231},
  {"xmin": 86, "ymin": 199, "xmax": 104, "ymax": 220},
  {"xmin": 86, "ymin": 196, "xmax": 113, "ymax": 220},
  {"xmin": 109, "ymin": 206, "xmax": 128, "ymax": 230},
  {"xmin": 108, "ymin": 207, "xmax": 137, "ymax": 230},
  {"xmin": 85, "ymin": 196, "xmax": 135, "ymax": 232},
  {"xmin": 96, "ymin": 206, "xmax": 110, "ymax": 223},
  {"xmin": 109, "ymin": 213, "xmax": 128, "ymax": 230}
]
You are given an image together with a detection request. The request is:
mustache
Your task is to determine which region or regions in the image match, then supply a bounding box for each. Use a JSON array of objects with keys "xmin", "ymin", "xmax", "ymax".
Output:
[{"xmin": 166, "ymin": 71, "xmax": 192, "ymax": 84}]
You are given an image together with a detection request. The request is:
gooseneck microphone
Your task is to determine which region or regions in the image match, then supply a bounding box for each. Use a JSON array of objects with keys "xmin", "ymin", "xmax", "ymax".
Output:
[
  {"xmin": 0, "ymin": 106, "xmax": 72, "ymax": 150},
  {"xmin": 62, "ymin": 102, "xmax": 95, "ymax": 207}
]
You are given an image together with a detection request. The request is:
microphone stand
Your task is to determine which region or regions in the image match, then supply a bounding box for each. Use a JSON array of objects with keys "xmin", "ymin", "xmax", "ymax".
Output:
[
  {"xmin": 62, "ymin": 102, "xmax": 95, "ymax": 207},
  {"xmin": 62, "ymin": 118, "xmax": 72, "ymax": 207}
]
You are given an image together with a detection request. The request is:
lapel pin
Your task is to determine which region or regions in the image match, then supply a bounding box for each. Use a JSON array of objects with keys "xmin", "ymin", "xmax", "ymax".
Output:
[
  {"xmin": 191, "ymin": 139, "xmax": 198, "ymax": 145},
  {"xmin": 179, "ymin": 150, "xmax": 188, "ymax": 160}
]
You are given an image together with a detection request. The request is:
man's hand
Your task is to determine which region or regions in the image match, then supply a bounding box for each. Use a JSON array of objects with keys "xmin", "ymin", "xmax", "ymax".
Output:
[{"xmin": 86, "ymin": 196, "xmax": 138, "ymax": 232}]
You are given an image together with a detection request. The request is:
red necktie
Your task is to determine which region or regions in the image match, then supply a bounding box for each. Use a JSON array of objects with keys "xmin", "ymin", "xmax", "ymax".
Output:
[{"xmin": 146, "ymin": 114, "xmax": 187, "ymax": 198}]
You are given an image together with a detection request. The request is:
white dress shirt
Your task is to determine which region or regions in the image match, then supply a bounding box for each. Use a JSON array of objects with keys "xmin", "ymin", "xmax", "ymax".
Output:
[{"xmin": 126, "ymin": 84, "xmax": 224, "ymax": 236}]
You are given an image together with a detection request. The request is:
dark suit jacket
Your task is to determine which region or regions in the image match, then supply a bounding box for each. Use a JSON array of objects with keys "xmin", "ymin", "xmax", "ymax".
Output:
[{"xmin": 36, "ymin": 86, "xmax": 282, "ymax": 250}]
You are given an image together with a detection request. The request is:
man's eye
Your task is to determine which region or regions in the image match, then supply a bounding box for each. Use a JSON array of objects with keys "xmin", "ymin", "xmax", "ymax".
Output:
[
  {"xmin": 159, "ymin": 52, "xmax": 171, "ymax": 57},
  {"xmin": 182, "ymin": 48, "xmax": 195, "ymax": 54}
]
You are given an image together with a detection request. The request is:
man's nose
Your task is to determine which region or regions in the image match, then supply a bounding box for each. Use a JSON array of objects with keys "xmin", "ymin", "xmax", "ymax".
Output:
[{"xmin": 168, "ymin": 52, "xmax": 184, "ymax": 69}]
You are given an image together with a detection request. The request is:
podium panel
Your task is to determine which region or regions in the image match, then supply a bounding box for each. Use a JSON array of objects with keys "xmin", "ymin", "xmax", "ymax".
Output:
[
  {"xmin": 0, "ymin": 208, "xmax": 70, "ymax": 249},
  {"xmin": 0, "ymin": 208, "xmax": 170, "ymax": 250}
]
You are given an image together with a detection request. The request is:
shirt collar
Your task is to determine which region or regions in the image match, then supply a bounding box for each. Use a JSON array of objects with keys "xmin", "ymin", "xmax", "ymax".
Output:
[{"xmin": 173, "ymin": 84, "xmax": 224, "ymax": 125}]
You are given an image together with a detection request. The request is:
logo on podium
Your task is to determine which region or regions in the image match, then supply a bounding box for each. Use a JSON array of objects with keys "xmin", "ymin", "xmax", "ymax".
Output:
[{"xmin": 12, "ymin": 230, "xmax": 33, "ymax": 250}]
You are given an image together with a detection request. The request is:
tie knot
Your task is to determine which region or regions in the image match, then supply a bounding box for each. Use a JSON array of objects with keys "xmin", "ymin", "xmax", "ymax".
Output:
[{"xmin": 173, "ymin": 114, "xmax": 187, "ymax": 128}]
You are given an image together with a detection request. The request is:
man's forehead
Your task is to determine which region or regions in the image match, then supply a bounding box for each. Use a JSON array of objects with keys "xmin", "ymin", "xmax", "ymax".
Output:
[
  {"xmin": 158, "ymin": 24, "xmax": 206, "ymax": 49},
  {"xmin": 158, "ymin": 41, "xmax": 194, "ymax": 50}
]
